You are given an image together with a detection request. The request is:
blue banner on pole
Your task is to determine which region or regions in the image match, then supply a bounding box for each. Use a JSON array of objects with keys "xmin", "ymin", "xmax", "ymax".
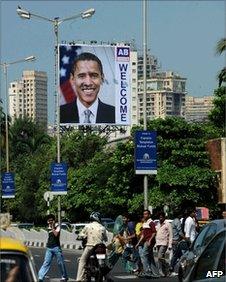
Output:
[
  {"xmin": 1, "ymin": 172, "xmax": 15, "ymax": 198},
  {"xmin": 51, "ymin": 162, "xmax": 67, "ymax": 195},
  {"xmin": 135, "ymin": 131, "xmax": 157, "ymax": 174}
]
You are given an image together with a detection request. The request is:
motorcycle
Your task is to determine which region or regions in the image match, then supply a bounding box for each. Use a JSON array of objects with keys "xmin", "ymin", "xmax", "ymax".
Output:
[{"xmin": 85, "ymin": 243, "xmax": 112, "ymax": 282}]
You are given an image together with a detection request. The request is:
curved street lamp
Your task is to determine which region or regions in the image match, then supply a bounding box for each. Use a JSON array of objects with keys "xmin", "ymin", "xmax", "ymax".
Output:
[
  {"xmin": 17, "ymin": 6, "xmax": 95, "ymax": 164},
  {"xmin": 0, "ymin": 55, "xmax": 36, "ymax": 173},
  {"xmin": 17, "ymin": 6, "xmax": 95, "ymax": 223}
]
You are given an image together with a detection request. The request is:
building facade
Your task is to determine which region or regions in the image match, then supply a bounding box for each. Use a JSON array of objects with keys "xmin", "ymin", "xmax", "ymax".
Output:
[
  {"xmin": 185, "ymin": 96, "xmax": 214, "ymax": 122},
  {"xmin": 137, "ymin": 71, "xmax": 186, "ymax": 121},
  {"xmin": 9, "ymin": 70, "xmax": 48, "ymax": 127}
]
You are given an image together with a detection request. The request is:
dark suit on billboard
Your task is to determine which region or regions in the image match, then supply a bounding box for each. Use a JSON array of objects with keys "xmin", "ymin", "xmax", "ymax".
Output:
[{"xmin": 60, "ymin": 98, "xmax": 115, "ymax": 124}]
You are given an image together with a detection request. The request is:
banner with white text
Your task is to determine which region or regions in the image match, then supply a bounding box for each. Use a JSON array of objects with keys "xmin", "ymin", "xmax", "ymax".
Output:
[{"xmin": 59, "ymin": 44, "xmax": 131, "ymax": 125}]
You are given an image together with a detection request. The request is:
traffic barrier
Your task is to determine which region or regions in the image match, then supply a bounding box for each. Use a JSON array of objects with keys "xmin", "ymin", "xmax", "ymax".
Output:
[{"xmin": 1, "ymin": 227, "xmax": 113, "ymax": 250}]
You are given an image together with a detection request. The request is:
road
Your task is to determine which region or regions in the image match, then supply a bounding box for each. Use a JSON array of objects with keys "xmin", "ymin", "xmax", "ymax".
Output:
[{"xmin": 30, "ymin": 247, "xmax": 178, "ymax": 282}]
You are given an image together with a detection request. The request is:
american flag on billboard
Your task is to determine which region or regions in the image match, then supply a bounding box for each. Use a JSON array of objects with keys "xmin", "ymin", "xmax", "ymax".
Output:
[{"xmin": 59, "ymin": 45, "xmax": 82, "ymax": 105}]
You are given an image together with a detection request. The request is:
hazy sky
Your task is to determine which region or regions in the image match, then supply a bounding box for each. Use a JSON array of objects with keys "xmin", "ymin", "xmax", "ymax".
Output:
[{"xmin": 0, "ymin": 0, "xmax": 225, "ymax": 123}]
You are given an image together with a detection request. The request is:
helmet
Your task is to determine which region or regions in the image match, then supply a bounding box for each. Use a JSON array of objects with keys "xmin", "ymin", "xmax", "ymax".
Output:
[{"xmin": 90, "ymin": 212, "xmax": 101, "ymax": 223}]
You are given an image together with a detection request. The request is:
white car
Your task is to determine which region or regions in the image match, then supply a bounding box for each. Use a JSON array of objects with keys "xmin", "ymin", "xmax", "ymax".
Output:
[{"xmin": 71, "ymin": 223, "xmax": 88, "ymax": 237}]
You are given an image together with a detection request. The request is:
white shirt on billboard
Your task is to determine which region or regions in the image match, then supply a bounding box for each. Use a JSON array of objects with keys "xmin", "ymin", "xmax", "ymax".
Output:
[{"xmin": 76, "ymin": 98, "xmax": 98, "ymax": 124}]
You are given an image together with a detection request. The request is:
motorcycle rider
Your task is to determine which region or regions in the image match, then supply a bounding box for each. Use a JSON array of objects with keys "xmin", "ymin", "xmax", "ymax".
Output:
[{"xmin": 76, "ymin": 212, "xmax": 108, "ymax": 282}]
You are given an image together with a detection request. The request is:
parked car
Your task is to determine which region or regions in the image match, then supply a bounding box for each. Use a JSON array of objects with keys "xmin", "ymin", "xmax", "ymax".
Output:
[
  {"xmin": 61, "ymin": 222, "xmax": 72, "ymax": 232},
  {"xmin": 0, "ymin": 236, "xmax": 38, "ymax": 281},
  {"xmin": 178, "ymin": 219, "xmax": 226, "ymax": 282},
  {"xmin": 72, "ymin": 223, "xmax": 89, "ymax": 238},
  {"xmin": 180, "ymin": 228, "xmax": 226, "ymax": 282}
]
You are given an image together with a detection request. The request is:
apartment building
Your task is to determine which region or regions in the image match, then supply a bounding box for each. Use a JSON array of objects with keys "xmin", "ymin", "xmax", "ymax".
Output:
[
  {"xmin": 137, "ymin": 71, "xmax": 186, "ymax": 121},
  {"xmin": 185, "ymin": 96, "xmax": 214, "ymax": 122},
  {"xmin": 9, "ymin": 70, "xmax": 48, "ymax": 128}
]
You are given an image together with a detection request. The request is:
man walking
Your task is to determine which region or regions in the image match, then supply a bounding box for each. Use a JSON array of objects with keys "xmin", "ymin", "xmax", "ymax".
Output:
[
  {"xmin": 184, "ymin": 208, "xmax": 197, "ymax": 245},
  {"xmin": 135, "ymin": 210, "xmax": 159, "ymax": 278},
  {"xmin": 38, "ymin": 214, "xmax": 68, "ymax": 282},
  {"xmin": 155, "ymin": 212, "xmax": 173, "ymax": 277},
  {"xmin": 170, "ymin": 209, "xmax": 185, "ymax": 275}
]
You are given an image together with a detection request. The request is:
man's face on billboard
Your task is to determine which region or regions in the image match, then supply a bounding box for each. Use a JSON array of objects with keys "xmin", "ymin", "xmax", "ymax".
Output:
[{"xmin": 71, "ymin": 60, "xmax": 103, "ymax": 108}]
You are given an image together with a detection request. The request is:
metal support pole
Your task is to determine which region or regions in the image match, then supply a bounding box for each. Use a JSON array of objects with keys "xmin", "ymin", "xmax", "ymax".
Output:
[
  {"xmin": 143, "ymin": 0, "xmax": 148, "ymax": 209},
  {"xmin": 3, "ymin": 64, "xmax": 9, "ymax": 173},
  {"xmin": 57, "ymin": 195, "xmax": 61, "ymax": 225},
  {"xmin": 54, "ymin": 20, "xmax": 62, "ymax": 224}
]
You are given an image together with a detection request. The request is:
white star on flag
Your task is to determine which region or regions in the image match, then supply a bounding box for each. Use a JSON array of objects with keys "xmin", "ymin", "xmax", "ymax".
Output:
[
  {"xmin": 66, "ymin": 46, "xmax": 72, "ymax": 51},
  {"xmin": 62, "ymin": 55, "xmax": 69, "ymax": 65},
  {"xmin": 60, "ymin": 68, "xmax": 67, "ymax": 77}
]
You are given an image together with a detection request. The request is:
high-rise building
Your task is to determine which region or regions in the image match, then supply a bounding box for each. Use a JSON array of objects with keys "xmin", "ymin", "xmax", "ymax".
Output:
[
  {"xmin": 9, "ymin": 70, "xmax": 48, "ymax": 127},
  {"xmin": 137, "ymin": 71, "xmax": 186, "ymax": 121},
  {"xmin": 185, "ymin": 96, "xmax": 214, "ymax": 122}
]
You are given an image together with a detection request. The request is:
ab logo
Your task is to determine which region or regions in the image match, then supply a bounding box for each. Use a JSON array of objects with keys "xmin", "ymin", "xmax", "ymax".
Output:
[{"xmin": 117, "ymin": 47, "xmax": 130, "ymax": 57}]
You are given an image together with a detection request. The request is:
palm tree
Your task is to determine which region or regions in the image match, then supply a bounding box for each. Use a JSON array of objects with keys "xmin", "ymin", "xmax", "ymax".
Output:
[{"xmin": 216, "ymin": 38, "xmax": 226, "ymax": 86}]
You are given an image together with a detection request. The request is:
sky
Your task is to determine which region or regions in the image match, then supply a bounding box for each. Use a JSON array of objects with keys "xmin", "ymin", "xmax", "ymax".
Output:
[{"xmin": 0, "ymin": 0, "xmax": 225, "ymax": 124}]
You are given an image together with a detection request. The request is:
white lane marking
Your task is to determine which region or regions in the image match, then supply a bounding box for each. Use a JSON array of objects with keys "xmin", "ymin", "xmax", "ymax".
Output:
[{"xmin": 114, "ymin": 275, "xmax": 138, "ymax": 279}]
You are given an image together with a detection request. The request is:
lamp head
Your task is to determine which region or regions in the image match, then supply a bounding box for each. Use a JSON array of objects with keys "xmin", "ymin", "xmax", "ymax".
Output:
[
  {"xmin": 17, "ymin": 6, "xmax": 31, "ymax": 19},
  {"xmin": 25, "ymin": 56, "xmax": 36, "ymax": 62},
  {"xmin": 81, "ymin": 8, "xmax": 95, "ymax": 19}
]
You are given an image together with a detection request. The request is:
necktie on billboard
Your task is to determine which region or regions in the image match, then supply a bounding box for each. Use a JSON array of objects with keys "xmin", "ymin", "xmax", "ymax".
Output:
[{"xmin": 84, "ymin": 109, "xmax": 92, "ymax": 123}]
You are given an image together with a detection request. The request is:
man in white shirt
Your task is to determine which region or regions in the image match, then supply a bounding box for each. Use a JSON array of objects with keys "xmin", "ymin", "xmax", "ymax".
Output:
[
  {"xmin": 60, "ymin": 52, "xmax": 115, "ymax": 124},
  {"xmin": 184, "ymin": 209, "xmax": 197, "ymax": 244},
  {"xmin": 76, "ymin": 212, "xmax": 107, "ymax": 282}
]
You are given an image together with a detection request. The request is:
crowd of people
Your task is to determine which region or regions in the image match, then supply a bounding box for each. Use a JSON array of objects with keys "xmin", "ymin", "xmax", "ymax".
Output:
[
  {"xmin": 107, "ymin": 207, "xmax": 199, "ymax": 279},
  {"xmin": 38, "ymin": 208, "xmax": 199, "ymax": 281}
]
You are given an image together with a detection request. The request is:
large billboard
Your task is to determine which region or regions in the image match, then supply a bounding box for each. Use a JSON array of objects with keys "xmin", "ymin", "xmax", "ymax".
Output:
[{"xmin": 59, "ymin": 44, "xmax": 131, "ymax": 125}]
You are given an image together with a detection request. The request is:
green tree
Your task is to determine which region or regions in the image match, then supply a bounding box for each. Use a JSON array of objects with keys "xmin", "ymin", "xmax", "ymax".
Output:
[
  {"xmin": 130, "ymin": 117, "xmax": 221, "ymax": 215},
  {"xmin": 9, "ymin": 117, "xmax": 51, "ymax": 158},
  {"xmin": 216, "ymin": 38, "xmax": 226, "ymax": 86},
  {"xmin": 208, "ymin": 87, "xmax": 226, "ymax": 134}
]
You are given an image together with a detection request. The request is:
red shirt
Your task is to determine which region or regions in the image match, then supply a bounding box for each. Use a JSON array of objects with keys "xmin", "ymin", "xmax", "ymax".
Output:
[{"xmin": 142, "ymin": 218, "xmax": 156, "ymax": 242}]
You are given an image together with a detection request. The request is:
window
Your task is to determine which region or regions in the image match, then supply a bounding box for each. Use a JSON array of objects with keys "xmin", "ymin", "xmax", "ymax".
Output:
[
  {"xmin": 192, "ymin": 225, "xmax": 210, "ymax": 252},
  {"xmin": 193, "ymin": 231, "xmax": 225, "ymax": 281}
]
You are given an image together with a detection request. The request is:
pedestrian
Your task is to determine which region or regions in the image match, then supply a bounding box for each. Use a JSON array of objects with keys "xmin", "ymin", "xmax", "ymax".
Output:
[
  {"xmin": 38, "ymin": 214, "xmax": 68, "ymax": 282},
  {"xmin": 184, "ymin": 208, "xmax": 197, "ymax": 245},
  {"xmin": 121, "ymin": 213, "xmax": 141, "ymax": 273},
  {"xmin": 135, "ymin": 209, "xmax": 159, "ymax": 278},
  {"xmin": 170, "ymin": 209, "xmax": 185, "ymax": 275},
  {"xmin": 155, "ymin": 212, "xmax": 173, "ymax": 277},
  {"xmin": 107, "ymin": 213, "xmax": 129, "ymax": 268}
]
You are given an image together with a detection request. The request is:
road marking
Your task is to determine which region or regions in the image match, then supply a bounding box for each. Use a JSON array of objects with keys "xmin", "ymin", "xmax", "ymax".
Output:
[
  {"xmin": 64, "ymin": 259, "xmax": 71, "ymax": 262},
  {"xmin": 49, "ymin": 279, "xmax": 77, "ymax": 282},
  {"xmin": 114, "ymin": 275, "xmax": 138, "ymax": 279}
]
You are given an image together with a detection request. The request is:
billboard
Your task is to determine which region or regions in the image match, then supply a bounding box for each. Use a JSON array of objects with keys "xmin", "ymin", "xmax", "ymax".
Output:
[
  {"xmin": 135, "ymin": 131, "xmax": 157, "ymax": 175},
  {"xmin": 59, "ymin": 44, "xmax": 131, "ymax": 126}
]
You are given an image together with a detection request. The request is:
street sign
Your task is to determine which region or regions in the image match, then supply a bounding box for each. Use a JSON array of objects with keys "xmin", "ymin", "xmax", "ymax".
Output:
[
  {"xmin": 1, "ymin": 172, "xmax": 15, "ymax": 198},
  {"xmin": 135, "ymin": 131, "xmax": 157, "ymax": 175},
  {"xmin": 44, "ymin": 191, "xmax": 54, "ymax": 202},
  {"xmin": 51, "ymin": 162, "xmax": 67, "ymax": 195}
]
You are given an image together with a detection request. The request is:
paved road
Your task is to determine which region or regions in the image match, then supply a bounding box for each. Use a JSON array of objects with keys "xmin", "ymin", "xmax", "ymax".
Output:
[{"xmin": 30, "ymin": 247, "xmax": 178, "ymax": 282}]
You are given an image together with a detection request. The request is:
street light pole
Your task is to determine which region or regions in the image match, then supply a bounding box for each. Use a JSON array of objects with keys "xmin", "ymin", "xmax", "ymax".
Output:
[
  {"xmin": 17, "ymin": 6, "xmax": 95, "ymax": 224},
  {"xmin": 143, "ymin": 0, "xmax": 148, "ymax": 209},
  {"xmin": 3, "ymin": 64, "xmax": 9, "ymax": 172},
  {"xmin": 0, "ymin": 56, "xmax": 36, "ymax": 173}
]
